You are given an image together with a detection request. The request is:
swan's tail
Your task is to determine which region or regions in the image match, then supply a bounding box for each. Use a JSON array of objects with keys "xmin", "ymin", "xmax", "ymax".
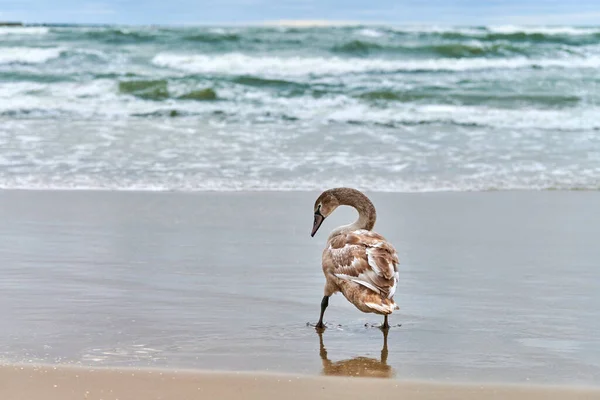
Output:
[{"xmin": 365, "ymin": 298, "xmax": 399, "ymax": 315}]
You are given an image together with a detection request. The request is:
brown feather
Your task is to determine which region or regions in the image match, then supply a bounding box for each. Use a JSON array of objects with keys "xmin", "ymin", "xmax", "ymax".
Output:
[
  {"xmin": 315, "ymin": 187, "xmax": 401, "ymax": 317},
  {"xmin": 322, "ymin": 229, "xmax": 400, "ymax": 314}
]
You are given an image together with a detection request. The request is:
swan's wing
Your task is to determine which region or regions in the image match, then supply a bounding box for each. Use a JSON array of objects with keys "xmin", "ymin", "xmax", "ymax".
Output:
[{"xmin": 327, "ymin": 230, "xmax": 399, "ymax": 298}]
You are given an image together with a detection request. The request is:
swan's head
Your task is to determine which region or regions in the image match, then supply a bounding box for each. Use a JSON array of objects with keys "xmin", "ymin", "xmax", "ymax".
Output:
[{"xmin": 311, "ymin": 189, "xmax": 340, "ymax": 237}]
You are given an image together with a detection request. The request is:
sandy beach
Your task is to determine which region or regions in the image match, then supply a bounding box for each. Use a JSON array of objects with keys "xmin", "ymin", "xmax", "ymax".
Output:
[
  {"xmin": 2, "ymin": 364, "xmax": 600, "ymax": 400},
  {"xmin": 1, "ymin": 190, "xmax": 599, "ymax": 397}
]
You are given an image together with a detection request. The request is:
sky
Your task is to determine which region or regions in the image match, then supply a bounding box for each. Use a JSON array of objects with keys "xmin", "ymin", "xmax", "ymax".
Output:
[{"xmin": 1, "ymin": 0, "xmax": 600, "ymax": 26}]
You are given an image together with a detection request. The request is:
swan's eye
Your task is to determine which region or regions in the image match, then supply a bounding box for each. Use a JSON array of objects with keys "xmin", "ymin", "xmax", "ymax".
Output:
[{"xmin": 315, "ymin": 203, "xmax": 323, "ymax": 215}]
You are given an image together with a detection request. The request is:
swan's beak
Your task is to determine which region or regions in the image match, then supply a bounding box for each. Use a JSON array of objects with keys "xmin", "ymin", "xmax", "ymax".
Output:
[{"xmin": 311, "ymin": 212, "xmax": 325, "ymax": 237}]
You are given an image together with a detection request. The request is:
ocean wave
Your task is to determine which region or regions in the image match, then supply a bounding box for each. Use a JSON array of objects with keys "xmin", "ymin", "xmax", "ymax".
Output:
[
  {"xmin": 419, "ymin": 43, "xmax": 528, "ymax": 58},
  {"xmin": 118, "ymin": 79, "xmax": 218, "ymax": 101},
  {"xmin": 178, "ymin": 88, "xmax": 217, "ymax": 100},
  {"xmin": 385, "ymin": 26, "xmax": 600, "ymax": 45},
  {"xmin": 231, "ymin": 75, "xmax": 308, "ymax": 90},
  {"xmin": 331, "ymin": 40, "xmax": 382, "ymax": 55},
  {"xmin": 483, "ymin": 25, "xmax": 600, "ymax": 36},
  {"xmin": 130, "ymin": 109, "xmax": 189, "ymax": 117},
  {"xmin": 357, "ymin": 28, "xmax": 384, "ymax": 38},
  {"xmin": 0, "ymin": 78, "xmax": 225, "ymax": 118},
  {"xmin": 0, "ymin": 47, "xmax": 64, "ymax": 64},
  {"xmin": 0, "ymin": 71, "xmax": 73, "ymax": 83},
  {"xmin": 153, "ymin": 52, "xmax": 600, "ymax": 76},
  {"xmin": 73, "ymin": 27, "xmax": 159, "ymax": 44},
  {"xmin": 184, "ymin": 32, "xmax": 240, "ymax": 42},
  {"xmin": 0, "ymin": 27, "xmax": 49, "ymax": 35},
  {"xmin": 0, "ymin": 108, "xmax": 74, "ymax": 118},
  {"xmin": 390, "ymin": 25, "xmax": 600, "ymax": 35},
  {"xmin": 442, "ymin": 32, "xmax": 600, "ymax": 45},
  {"xmin": 331, "ymin": 40, "xmax": 527, "ymax": 57},
  {"xmin": 1, "ymin": 78, "xmax": 596, "ymax": 130},
  {"xmin": 118, "ymin": 79, "xmax": 169, "ymax": 100},
  {"xmin": 357, "ymin": 90, "xmax": 581, "ymax": 107},
  {"xmin": 325, "ymin": 104, "xmax": 600, "ymax": 131}
]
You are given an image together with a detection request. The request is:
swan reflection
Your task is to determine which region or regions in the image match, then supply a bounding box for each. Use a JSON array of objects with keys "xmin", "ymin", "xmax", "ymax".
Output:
[{"xmin": 318, "ymin": 329, "xmax": 394, "ymax": 378}]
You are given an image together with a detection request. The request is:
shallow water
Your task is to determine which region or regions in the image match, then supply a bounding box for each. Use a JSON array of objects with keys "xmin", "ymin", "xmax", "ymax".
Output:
[{"xmin": 0, "ymin": 190, "xmax": 599, "ymax": 385}]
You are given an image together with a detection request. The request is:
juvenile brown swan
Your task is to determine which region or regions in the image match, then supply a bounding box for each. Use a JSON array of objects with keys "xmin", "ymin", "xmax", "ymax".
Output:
[{"xmin": 311, "ymin": 187, "xmax": 400, "ymax": 329}]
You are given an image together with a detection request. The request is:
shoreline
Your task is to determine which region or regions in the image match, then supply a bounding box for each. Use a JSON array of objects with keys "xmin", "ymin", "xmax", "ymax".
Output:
[{"xmin": 2, "ymin": 364, "xmax": 599, "ymax": 400}]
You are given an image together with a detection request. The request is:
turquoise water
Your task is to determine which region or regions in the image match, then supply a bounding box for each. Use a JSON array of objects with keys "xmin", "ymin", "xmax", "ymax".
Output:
[{"xmin": 1, "ymin": 24, "xmax": 599, "ymax": 191}]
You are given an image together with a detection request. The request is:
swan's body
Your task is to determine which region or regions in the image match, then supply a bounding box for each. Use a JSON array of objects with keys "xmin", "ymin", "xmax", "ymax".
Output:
[{"xmin": 310, "ymin": 187, "xmax": 400, "ymax": 329}]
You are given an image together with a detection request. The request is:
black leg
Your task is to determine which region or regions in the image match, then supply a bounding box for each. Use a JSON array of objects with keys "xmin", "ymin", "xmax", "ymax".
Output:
[
  {"xmin": 315, "ymin": 295, "xmax": 329, "ymax": 329},
  {"xmin": 381, "ymin": 314, "xmax": 390, "ymax": 330}
]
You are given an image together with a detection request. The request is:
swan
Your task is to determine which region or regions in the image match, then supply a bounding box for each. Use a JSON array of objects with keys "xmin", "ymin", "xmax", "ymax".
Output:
[{"xmin": 310, "ymin": 187, "xmax": 400, "ymax": 329}]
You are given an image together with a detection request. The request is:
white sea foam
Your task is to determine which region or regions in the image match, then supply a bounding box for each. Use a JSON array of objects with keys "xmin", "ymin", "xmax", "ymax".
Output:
[
  {"xmin": 203, "ymin": 90, "xmax": 600, "ymax": 131},
  {"xmin": 325, "ymin": 103, "xmax": 600, "ymax": 131},
  {"xmin": 0, "ymin": 47, "xmax": 64, "ymax": 64},
  {"xmin": 357, "ymin": 28, "xmax": 384, "ymax": 37},
  {"xmin": 153, "ymin": 52, "xmax": 600, "ymax": 76},
  {"xmin": 388, "ymin": 25, "xmax": 482, "ymax": 34},
  {"xmin": 0, "ymin": 27, "xmax": 49, "ymax": 36},
  {"xmin": 1, "ymin": 115, "xmax": 598, "ymax": 192},
  {"xmin": 485, "ymin": 25, "xmax": 600, "ymax": 36},
  {"xmin": 390, "ymin": 25, "xmax": 600, "ymax": 36},
  {"xmin": 2, "ymin": 78, "xmax": 599, "ymax": 132}
]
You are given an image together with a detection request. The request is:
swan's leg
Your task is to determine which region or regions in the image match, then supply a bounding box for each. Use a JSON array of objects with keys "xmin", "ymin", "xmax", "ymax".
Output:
[
  {"xmin": 315, "ymin": 295, "xmax": 329, "ymax": 329},
  {"xmin": 381, "ymin": 315, "xmax": 390, "ymax": 330}
]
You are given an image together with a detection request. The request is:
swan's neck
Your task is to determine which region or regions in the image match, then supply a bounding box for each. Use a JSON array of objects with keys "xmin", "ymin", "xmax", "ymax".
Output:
[{"xmin": 328, "ymin": 189, "xmax": 376, "ymax": 240}]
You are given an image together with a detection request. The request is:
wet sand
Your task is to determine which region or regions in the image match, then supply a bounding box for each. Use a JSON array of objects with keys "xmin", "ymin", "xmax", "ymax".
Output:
[
  {"xmin": 0, "ymin": 190, "xmax": 599, "ymax": 389},
  {"xmin": 2, "ymin": 365, "xmax": 600, "ymax": 400}
]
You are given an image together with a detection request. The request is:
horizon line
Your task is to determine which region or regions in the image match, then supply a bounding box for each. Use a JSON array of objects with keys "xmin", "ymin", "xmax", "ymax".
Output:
[{"xmin": 2, "ymin": 19, "xmax": 600, "ymax": 28}]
